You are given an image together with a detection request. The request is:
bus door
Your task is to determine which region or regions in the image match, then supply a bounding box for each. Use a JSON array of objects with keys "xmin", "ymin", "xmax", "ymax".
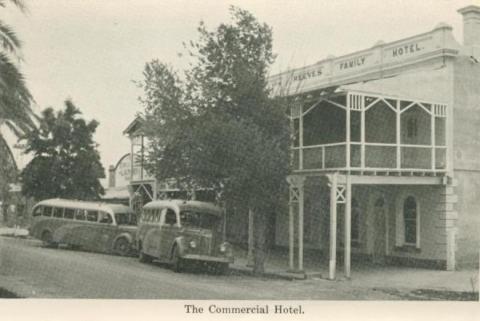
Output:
[
  {"xmin": 67, "ymin": 209, "xmax": 85, "ymax": 247},
  {"xmin": 159, "ymin": 208, "xmax": 180, "ymax": 259},
  {"xmin": 97, "ymin": 211, "xmax": 116, "ymax": 252},
  {"xmin": 69, "ymin": 209, "xmax": 98, "ymax": 250},
  {"xmin": 144, "ymin": 208, "xmax": 163, "ymax": 258}
]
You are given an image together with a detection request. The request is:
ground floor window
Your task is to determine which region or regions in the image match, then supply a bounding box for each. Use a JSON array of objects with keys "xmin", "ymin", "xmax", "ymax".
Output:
[
  {"xmin": 403, "ymin": 196, "xmax": 417, "ymax": 245},
  {"xmin": 396, "ymin": 194, "xmax": 420, "ymax": 248}
]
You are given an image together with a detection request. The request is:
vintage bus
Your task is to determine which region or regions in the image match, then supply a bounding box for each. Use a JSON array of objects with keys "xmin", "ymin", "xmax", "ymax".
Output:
[
  {"xmin": 137, "ymin": 200, "xmax": 234, "ymax": 273},
  {"xmin": 29, "ymin": 199, "xmax": 137, "ymax": 256}
]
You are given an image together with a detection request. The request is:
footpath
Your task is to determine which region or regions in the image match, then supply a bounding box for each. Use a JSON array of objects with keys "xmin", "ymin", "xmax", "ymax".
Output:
[{"xmin": 229, "ymin": 246, "xmax": 479, "ymax": 300}]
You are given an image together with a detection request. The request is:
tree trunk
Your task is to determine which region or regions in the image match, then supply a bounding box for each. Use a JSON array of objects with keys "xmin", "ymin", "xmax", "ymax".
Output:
[
  {"xmin": 253, "ymin": 209, "xmax": 267, "ymax": 275},
  {"xmin": 247, "ymin": 208, "xmax": 254, "ymax": 267}
]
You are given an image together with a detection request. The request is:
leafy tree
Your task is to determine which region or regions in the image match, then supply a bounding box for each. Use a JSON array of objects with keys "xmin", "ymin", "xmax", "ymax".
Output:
[
  {"xmin": 20, "ymin": 100, "xmax": 105, "ymax": 200},
  {"xmin": 137, "ymin": 60, "xmax": 191, "ymax": 169},
  {"xmin": 140, "ymin": 7, "xmax": 290, "ymax": 273}
]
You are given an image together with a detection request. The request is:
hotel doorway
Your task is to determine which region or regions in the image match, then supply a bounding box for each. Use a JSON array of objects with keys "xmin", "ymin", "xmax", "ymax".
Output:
[{"xmin": 373, "ymin": 197, "xmax": 387, "ymax": 264}]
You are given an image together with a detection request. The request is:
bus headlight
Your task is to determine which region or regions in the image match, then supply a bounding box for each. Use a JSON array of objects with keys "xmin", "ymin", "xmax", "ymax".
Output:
[
  {"xmin": 220, "ymin": 243, "xmax": 227, "ymax": 253},
  {"xmin": 189, "ymin": 240, "xmax": 197, "ymax": 249},
  {"xmin": 219, "ymin": 242, "xmax": 233, "ymax": 261}
]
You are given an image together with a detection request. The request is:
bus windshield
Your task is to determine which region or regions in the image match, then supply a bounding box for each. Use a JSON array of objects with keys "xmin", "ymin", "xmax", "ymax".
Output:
[
  {"xmin": 114, "ymin": 212, "xmax": 137, "ymax": 226},
  {"xmin": 180, "ymin": 210, "xmax": 220, "ymax": 230}
]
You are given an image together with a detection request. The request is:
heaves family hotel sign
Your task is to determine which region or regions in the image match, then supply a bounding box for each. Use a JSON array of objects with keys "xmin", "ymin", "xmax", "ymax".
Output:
[
  {"xmin": 292, "ymin": 68, "xmax": 324, "ymax": 81},
  {"xmin": 391, "ymin": 43, "xmax": 423, "ymax": 57},
  {"xmin": 269, "ymin": 23, "xmax": 459, "ymax": 95}
]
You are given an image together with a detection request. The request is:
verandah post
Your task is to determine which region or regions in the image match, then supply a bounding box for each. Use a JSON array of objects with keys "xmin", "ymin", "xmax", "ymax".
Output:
[
  {"xmin": 329, "ymin": 173, "xmax": 338, "ymax": 280},
  {"xmin": 396, "ymin": 99, "xmax": 401, "ymax": 169},
  {"xmin": 287, "ymin": 175, "xmax": 305, "ymax": 272},
  {"xmin": 298, "ymin": 177, "xmax": 305, "ymax": 271},
  {"xmin": 346, "ymin": 94, "xmax": 351, "ymax": 169},
  {"xmin": 431, "ymin": 108, "xmax": 436, "ymax": 170},
  {"xmin": 360, "ymin": 96, "xmax": 365, "ymax": 168},
  {"xmin": 344, "ymin": 174, "xmax": 352, "ymax": 278},
  {"xmin": 289, "ymin": 199, "xmax": 295, "ymax": 270}
]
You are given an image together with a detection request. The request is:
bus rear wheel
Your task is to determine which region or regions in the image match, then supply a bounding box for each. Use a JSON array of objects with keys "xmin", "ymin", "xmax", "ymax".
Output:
[{"xmin": 114, "ymin": 238, "xmax": 131, "ymax": 256}]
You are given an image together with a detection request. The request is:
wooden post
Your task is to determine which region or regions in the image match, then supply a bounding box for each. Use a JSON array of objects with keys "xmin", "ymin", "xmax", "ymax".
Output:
[
  {"xmin": 298, "ymin": 181, "xmax": 304, "ymax": 271},
  {"xmin": 346, "ymin": 94, "xmax": 351, "ymax": 169},
  {"xmin": 344, "ymin": 174, "xmax": 352, "ymax": 278},
  {"xmin": 130, "ymin": 137, "xmax": 134, "ymax": 182},
  {"xmin": 396, "ymin": 100, "xmax": 401, "ymax": 169},
  {"xmin": 129, "ymin": 137, "xmax": 135, "ymax": 208},
  {"xmin": 286, "ymin": 177, "xmax": 296, "ymax": 271},
  {"xmin": 299, "ymin": 110, "xmax": 304, "ymax": 170},
  {"xmin": 287, "ymin": 175, "xmax": 305, "ymax": 272},
  {"xmin": 140, "ymin": 135, "xmax": 144, "ymax": 180},
  {"xmin": 322, "ymin": 146, "xmax": 325, "ymax": 169},
  {"xmin": 152, "ymin": 181, "xmax": 157, "ymax": 201},
  {"xmin": 288, "ymin": 198, "xmax": 294, "ymax": 270},
  {"xmin": 431, "ymin": 110, "xmax": 436, "ymax": 170},
  {"xmin": 329, "ymin": 173, "xmax": 338, "ymax": 280},
  {"xmin": 360, "ymin": 99, "xmax": 365, "ymax": 168}
]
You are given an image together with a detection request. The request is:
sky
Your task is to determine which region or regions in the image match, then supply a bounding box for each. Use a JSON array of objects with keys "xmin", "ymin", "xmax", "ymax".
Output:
[{"xmin": 3, "ymin": 0, "xmax": 477, "ymax": 175}]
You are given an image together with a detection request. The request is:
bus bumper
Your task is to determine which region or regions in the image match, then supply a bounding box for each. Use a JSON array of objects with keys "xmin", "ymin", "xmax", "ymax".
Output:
[{"xmin": 182, "ymin": 254, "xmax": 234, "ymax": 264}]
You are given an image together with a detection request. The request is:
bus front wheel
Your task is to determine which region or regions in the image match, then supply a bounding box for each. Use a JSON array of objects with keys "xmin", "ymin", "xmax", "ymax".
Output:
[
  {"xmin": 41, "ymin": 230, "xmax": 57, "ymax": 248},
  {"xmin": 172, "ymin": 246, "xmax": 183, "ymax": 273}
]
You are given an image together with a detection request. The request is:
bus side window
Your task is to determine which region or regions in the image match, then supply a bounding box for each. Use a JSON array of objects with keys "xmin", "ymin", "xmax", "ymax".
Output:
[
  {"xmin": 53, "ymin": 207, "xmax": 64, "ymax": 218},
  {"xmin": 75, "ymin": 209, "xmax": 86, "ymax": 221},
  {"xmin": 99, "ymin": 212, "xmax": 112, "ymax": 224},
  {"xmin": 155, "ymin": 209, "xmax": 161, "ymax": 223},
  {"xmin": 86, "ymin": 210, "xmax": 98, "ymax": 222},
  {"xmin": 43, "ymin": 207, "xmax": 53, "ymax": 217},
  {"xmin": 33, "ymin": 206, "xmax": 43, "ymax": 217},
  {"xmin": 64, "ymin": 208, "xmax": 75, "ymax": 219},
  {"xmin": 164, "ymin": 209, "xmax": 177, "ymax": 225}
]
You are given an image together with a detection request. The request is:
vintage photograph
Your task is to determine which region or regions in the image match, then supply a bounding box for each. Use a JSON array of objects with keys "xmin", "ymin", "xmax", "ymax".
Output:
[{"xmin": 0, "ymin": 0, "xmax": 479, "ymax": 308}]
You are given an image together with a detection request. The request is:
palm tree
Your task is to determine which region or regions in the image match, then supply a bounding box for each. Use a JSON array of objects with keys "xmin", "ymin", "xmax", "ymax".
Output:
[
  {"xmin": 0, "ymin": 0, "xmax": 35, "ymax": 210},
  {"xmin": 0, "ymin": 0, "xmax": 35, "ymax": 134}
]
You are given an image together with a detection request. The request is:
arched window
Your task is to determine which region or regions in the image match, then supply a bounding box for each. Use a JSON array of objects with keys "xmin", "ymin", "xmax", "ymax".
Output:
[
  {"xmin": 351, "ymin": 198, "xmax": 361, "ymax": 243},
  {"xmin": 403, "ymin": 196, "xmax": 418, "ymax": 245}
]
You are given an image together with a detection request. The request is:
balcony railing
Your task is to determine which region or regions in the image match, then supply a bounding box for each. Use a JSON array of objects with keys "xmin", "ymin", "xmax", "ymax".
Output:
[
  {"xmin": 291, "ymin": 90, "xmax": 449, "ymax": 174},
  {"xmin": 295, "ymin": 142, "xmax": 447, "ymax": 172}
]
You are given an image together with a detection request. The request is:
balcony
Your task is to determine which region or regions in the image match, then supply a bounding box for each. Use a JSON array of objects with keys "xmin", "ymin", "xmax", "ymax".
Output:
[{"xmin": 291, "ymin": 90, "xmax": 448, "ymax": 175}]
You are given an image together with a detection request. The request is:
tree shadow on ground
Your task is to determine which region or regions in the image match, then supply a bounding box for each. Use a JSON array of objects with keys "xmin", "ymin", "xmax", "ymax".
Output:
[{"xmin": 0, "ymin": 288, "xmax": 22, "ymax": 298}]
